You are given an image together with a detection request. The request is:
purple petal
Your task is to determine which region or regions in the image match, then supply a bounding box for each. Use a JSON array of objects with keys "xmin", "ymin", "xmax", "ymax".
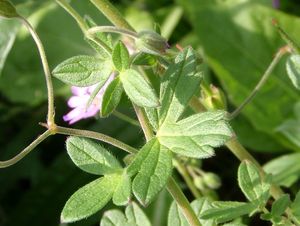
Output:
[
  {"xmin": 71, "ymin": 86, "xmax": 89, "ymax": 96},
  {"xmin": 67, "ymin": 95, "xmax": 89, "ymax": 108}
]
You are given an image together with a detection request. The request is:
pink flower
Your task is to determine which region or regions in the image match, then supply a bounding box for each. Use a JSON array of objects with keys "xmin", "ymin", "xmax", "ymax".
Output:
[{"xmin": 63, "ymin": 74, "xmax": 115, "ymax": 124}]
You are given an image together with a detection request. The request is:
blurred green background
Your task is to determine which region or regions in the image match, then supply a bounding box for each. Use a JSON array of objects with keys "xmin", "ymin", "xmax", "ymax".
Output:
[{"xmin": 1, "ymin": 0, "xmax": 300, "ymax": 225}]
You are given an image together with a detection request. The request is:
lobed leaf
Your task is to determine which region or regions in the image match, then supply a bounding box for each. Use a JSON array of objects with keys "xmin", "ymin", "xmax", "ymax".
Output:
[
  {"xmin": 112, "ymin": 41, "xmax": 130, "ymax": 71},
  {"xmin": 66, "ymin": 136, "xmax": 121, "ymax": 175},
  {"xmin": 157, "ymin": 110, "xmax": 233, "ymax": 158},
  {"xmin": 112, "ymin": 172, "xmax": 131, "ymax": 206},
  {"xmin": 52, "ymin": 55, "xmax": 112, "ymax": 87},
  {"xmin": 120, "ymin": 69, "xmax": 159, "ymax": 108},
  {"xmin": 101, "ymin": 76, "xmax": 123, "ymax": 117},
  {"xmin": 127, "ymin": 139, "xmax": 173, "ymax": 206},
  {"xmin": 61, "ymin": 175, "xmax": 119, "ymax": 223}
]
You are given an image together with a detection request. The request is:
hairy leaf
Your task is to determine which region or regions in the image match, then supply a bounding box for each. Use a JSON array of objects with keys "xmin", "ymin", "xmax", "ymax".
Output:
[
  {"xmin": 157, "ymin": 111, "xmax": 232, "ymax": 158},
  {"xmin": 286, "ymin": 54, "xmax": 300, "ymax": 90},
  {"xmin": 291, "ymin": 190, "xmax": 300, "ymax": 221},
  {"xmin": 271, "ymin": 194, "xmax": 291, "ymax": 218},
  {"xmin": 238, "ymin": 161, "xmax": 270, "ymax": 205},
  {"xmin": 101, "ymin": 76, "xmax": 123, "ymax": 117},
  {"xmin": 52, "ymin": 55, "xmax": 112, "ymax": 87},
  {"xmin": 112, "ymin": 172, "xmax": 131, "ymax": 206},
  {"xmin": 61, "ymin": 175, "xmax": 119, "ymax": 223},
  {"xmin": 120, "ymin": 69, "xmax": 159, "ymax": 107},
  {"xmin": 127, "ymin": 139, "xmax": 173, "ymax": 205},
  {"xmin": 112, "ymin": 41, "xmax": 130, "ymax": 71},
  {"xmin": 100, "ymin": 202, "xmax": 151, "ymax": 226},
  {"xmin": 66, "ymin": 136, "xmax": 121, "ymax": 175},
  {"xmin": 168, "ymin": 198, "xmax": 214, "ymax": 226},
  {"xmin": 200, "ymin": 201, "xmax": 256, "ymax": 224},
  {"xmin": 159, "ymin": 47, "xmax": 202, "ymax": 125}
]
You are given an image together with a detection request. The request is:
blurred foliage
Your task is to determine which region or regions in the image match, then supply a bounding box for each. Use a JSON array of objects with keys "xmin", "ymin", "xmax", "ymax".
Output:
[{"xmin": 1, "ymin": 0, "xmax": 300, "ymax": 225}]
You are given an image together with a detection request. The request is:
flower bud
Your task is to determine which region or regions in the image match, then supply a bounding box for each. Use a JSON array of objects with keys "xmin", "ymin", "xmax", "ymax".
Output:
[
  {"xmin": 0, "ymin": 0, "xmax": 19, "ymax": 18},
  {"xmin": 200, "ymin": 84, "xmax": 227, "ymax": 110},
  {"xmin": 202, "ymin": 172, "xmax": 221, "ymax": 189},
  {"xmin": 136, "ymin": 30, "xmax": 169, "ymax": 56},
  {"xmin": 193, "ymin": 177, "xmax": 205, "ymax": 191}
]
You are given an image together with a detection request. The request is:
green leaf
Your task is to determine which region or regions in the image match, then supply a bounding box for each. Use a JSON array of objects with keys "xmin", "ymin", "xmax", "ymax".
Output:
[
  {"xmin": 61, "ymin": 174, "xmax": 119, "ymax": 223},
  {"xmin": 238, "ymin": 161, "xmax": 270, "ymax": 205},
  {"xmin": 271, "ymin": 194, "xmax": 291, "ymax": 218},
  {"xmin": 120, "ymin": 69, "xmax": 159, "ymax": 108},
  {"xmin": 127, "ymin": 139, "xmax": 173, "ymax": 205},
  {"xmin": 112, "ymin": 41, "xmax": 130, "ymax": 71},
  {"xmin": 159, "ymin": 47, "xmax": 202, "ymax": 125},
  {"xmin": 66, "ymin": 136, "xmax": 121, "ymax": 175},
  {"xmin": 157, "ymin": 111, "xmax": 232, "ymax": 158},
  {"xmin": 200, "ymin": 201, "xmax": 256, "ymax": 224},
  {"xmin": 178, "ymin": 0, "xmax": 300, "ymax": 150},
  {"xmin": 286, "ymin": 54, "xmax": 300, "ymax": 90},
  {"xmin": 132, "ymin": 52, "xmax": 157, "ymax": 66},
  {"xmin": 145, "ymin": 107, "xmax": 159, "ymax": 131},
  {"xmin": 168, "ymin": 198, "xmax": 214, "ymax": 226},
  {"xmin": 52, "ymin": 55, "xmax": 112, "ymax": 87},
  {"xmin": 291, "ymin": 190, "xmax": 300, "ymax": 221},
  {"xmin": 100, "ymin": 202, "xmax": 151, "ymax": 226},
  {"xmin": 0, "ymin": 0, "xmax": 19, "ymax": 18},
  {"xmin": 0, "ymin": 18, "xmax": 20, "ymax": 75},
  {"xmin": 112, "ymin": 172, "xmax": 131, "ymax": 206},
  {"xmin": 263, "ymin": 153, "xmax": 300, "ymax": 187},
  {"xmin": 101, "ymin": 76, "xmax": 123, "ymax": 117}
]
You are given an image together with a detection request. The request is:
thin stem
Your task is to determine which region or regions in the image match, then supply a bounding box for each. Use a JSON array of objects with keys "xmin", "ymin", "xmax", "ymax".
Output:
[
  {"xmin": 89, "ymin": 0, "xmax": 134, "ymax": 31},
  {"xmin": 174, "ymin": 159, "xmax": 202, "ymax": 198},
  {"xmin": 0, "ymin": 130, "xmax": 51, "ymax": 168},
  {"xmin": 133, "ymin": 105, "xmax": 154, "ymax": 141},
  {"xmin": 55, "ymin": 0, "xmax": 111, "ymax": 54},
  {"xmin": 55, "ymin": 0, "xmax": 88, "ymax": 34},
  {"xmin": 55, "ymin": 126, "xmax": 137, "ymax": 154},
  {"xmin": 229, "ymin": 46, "xmax": 289, "ymax": 120},
  {"xmin": 167, "ymin": 177, "xmax": 202, "ymax": 226},
  {"xmin": 113, "ymin": 110, "xmax": 140, "ymax": 127},
  {"xmin": 88, "ymin": 26, "xmax": 138, "ymax": 39},
  {"xmin": 19, "ymin": 17, "xmax": 55, "ymax": 127}
]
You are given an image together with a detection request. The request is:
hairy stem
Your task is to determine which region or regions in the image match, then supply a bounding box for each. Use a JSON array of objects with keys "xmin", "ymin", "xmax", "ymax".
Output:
[
  {"xmin": 113, "ymin": 110, "xmax": 140, "ymax": 127},
  {"xmin": 55, "ymin": 126, "xmax": 137, "ymax": 154},
  {"xmin": 88, "ymin": 26, "xmax": 138, "ymax": 39},
  {"xmin": 132, "ymin": 105, "xmax": 154, "ymax": 141},
  {"xmin": 0, "ymin": 130, "xmax": 51, "ymax": 168},
  {"xmin": 89, "ymin": 0, "xmax": 134, "ymax": 31},
  {"xmin": 229, "ymin": 46, "xmax": 290, "ymax": 119},
  {"xmin": 19, "ymin": 17, "xmax": 55, "ymax": 127}
]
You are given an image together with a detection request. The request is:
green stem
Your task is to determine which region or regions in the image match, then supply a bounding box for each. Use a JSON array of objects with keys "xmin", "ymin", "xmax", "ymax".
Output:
[
  {"xmin": 89, "ymin": 0, "xmax": 134, "ymax": 31},
  {"xmin": 132, "ymin": 104, "xmax": 154, "ymax": 141},
  {"xmin": 229, "ymin": 46, "xmax": 289, "ymax": 119},
  {"xmin": 19, "ymin": 17, "xmax": 55, "ymax": 127},
  {"xmin": 88, "ymin": 26, "xmax": 138, "ymax": 39},
  {"xmin": 0, "ymin": 130, "xmax": 51, "ymax": 168},
  {"xmin": 55, "ymin": 126, "xmax": 137, "ymax": 154},
  {"xmin": 167, "ymin": 177, "xmax": 202, "ymax": 226},
  {"xmin": 55, "ymin": 0, "xmax": 111, "ymax": 54},
  {"xmin": 174, "ymin": 159, "xmax": 202, "ymax": 198},
  {"xmin": 113, "ymin": 110, "xmax": 140, "ymax": 127}
]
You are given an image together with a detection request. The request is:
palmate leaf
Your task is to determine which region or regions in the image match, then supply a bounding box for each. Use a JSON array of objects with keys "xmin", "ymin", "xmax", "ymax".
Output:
[
  {"xmin": 66, "ymin": 136, "xmax": 121, "ymax": 175},
  {"xmin": 52, "ymin": 55, "xmax": 113, "ymax": 87},
  {"xmin": 127, "ymin": 139, "xmax": 173, "ymax": 206},
  {"xmin": 157, "ymin": 111, "xmax": 233, "ymax": 158},
  {"xmin": 100, "ymin": 202, "xmax": 151, "ymax": 226}
]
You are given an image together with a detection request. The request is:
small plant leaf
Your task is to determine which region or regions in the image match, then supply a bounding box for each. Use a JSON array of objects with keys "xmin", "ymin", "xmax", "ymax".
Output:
[
  {"xmin": 101, "ymin": 76, "xmax": 123, "ymax": 117},
  {"xmin": 112, "ymin": 172, "xmax": 131, "ymax": 206},
  {"xmin": 120, "ymin": 69, "xmax": 159, "ymax": 108},
  {"xmin": 112, "ymin": 41, "xmax": 130, "ymax": 71},
  {"xmin": 271, "ymin": 194, "xmax": 291, "ymax": 218},
  {"xmin": 132, "ymin": 52, "xmax": 157, "ymax": 66},
  {"xmin": 238, "ymin": 161, "xmax": 271, "ymax": 205},
  {"xmin": 145, "ymin": 107, "xmax": 159, "ymax": 131},
  {"xmin": 291, "ymin": 190, "xmax": 300, "ymax": 221},
  {"xmin": 159, "ymin": 47, "xmax": 202, "ymax": 125},
  {"xmin": 127, "ymin": 139, "xmax": 173, "ymax": 206},
  {"xmin": 200, "ymin": 201, "xmax": 256, "ymax": 224},
  {"xmin": 286, "ymin": 54, "xmax": 300, "ymax": 90},
  {"xmin": 66, "ymin": 136, "xmax": 121, "ymax": 175},
  {"xmin": 52, "ymin": 55, "xmax": 112, "ymax": 87},
  {"xmin": 100, "ymin": 202, "xmax": 151, "ymax": 226},
  {"xmin": 61, "ymin": 175, "xmax": 119, "ymax": 223},
  {"xmin": 157, "ymin": 111, "xmax": 232, "ymax": 158},
  {"xmin": 168, "ymin": 198, "xmax": 214, "ymax": 226},
  {"xmin": 0, "ymin": 0, "xmax": 19, "ymax": 18}
]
